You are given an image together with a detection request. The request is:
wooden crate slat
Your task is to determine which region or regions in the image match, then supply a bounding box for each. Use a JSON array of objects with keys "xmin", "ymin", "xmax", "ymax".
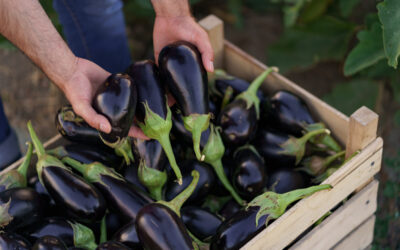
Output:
[
  {"xmin": 290, "ymin": 180, "xmax": 379, "ymax": 249},
  {"xmin": 332, "ymin": 215, "xmax": 376, "ymax": 250},
  {"xmin": 242, "ymin": 143, "xmax": 382, "ymax": 250}
]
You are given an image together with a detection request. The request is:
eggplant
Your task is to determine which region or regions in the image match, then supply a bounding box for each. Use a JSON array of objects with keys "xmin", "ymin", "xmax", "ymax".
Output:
[
  {"xmin": 159, "ymin": 41, "xmax": 211, "ymax": 161},
  {"xmin": 0, "ymin": 232, "xmax": 31, "ymax": 250},
  {"xmin": 133, "ymin": 138, "xmax": 167, "ymax": 200},
  {"xmin": 217, "ymin": 68, "xmax": 277, "ymax": 147},
  {"xmin": 96, "ymin": 241, "xmax": 130, "ymax": 250},
  {"xmin": 127, "ymin": 60, "xmax": 181, "ymax": 184},
  {"xmin": 0, "ymin": 187, "xmax": 45, "ymax": 231},
  {"xmin": 267, "ymin": 168, "xmax": 308, "ymax": 194},
  {"xmin": 219, "ymin": 199, "xmax": 242, "ymax": 220},
  {"xmin": 93, "ymin": 73, "xmax": 137, "ymax": 165},
  {"xmin": 135, "ymin": 170, "xmax": 200, "ymax": 250},
  {"xmin": 211, "ymin": 184, "xmax": 331, "ymax": 249},
  {"xmin": 112, "ymin": 221, "xmax": 141, "ymax": 249},
  {"xmin": 33, "ymin": 235, "xmax": 67, "ymax": 250},
  {"xmin": 181, "ymin": 206, "xmax": 222, "ymax": 242},
  {"xmin": 0, "ymin": 142, "xmax": 33, "ymax": 192},
  {"xmin": 297, "ymin": 150, "xmax": 345, "ymax": 177},
  {"xmin": 62, "ymin": 157, "xmax": 152, "ymax": 222},
  {"xmin": 165, "ymin": 159, "xmax": 216, "ymax": 205},
  {"xmin": 28, "ymin": 122, "xmax": 106, "ymax": 222},
  {"xmin": 121, "ymin": 164, "xmax": 148, "ymax": 193},
  {"xmin": 232, "ymin": 146, "xmax": 266, "ymax": 200},
  {"xmin": 105, "ymin": 212, "xmax": 123, "ymax": 240}
]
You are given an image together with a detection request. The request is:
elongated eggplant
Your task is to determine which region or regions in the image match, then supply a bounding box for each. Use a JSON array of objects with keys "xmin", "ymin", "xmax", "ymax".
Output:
[
  {"xmin": 28, "ymin": 122, "xmax": 106, "ymax": 222},
  {"xmin": 93, "ymin": 73, "xmax": 137, "ymax": 165},
  {"xmin": 135, "ymin": 170, "xmax": 200, "ymax": 250},
  {"xmin": 0, "ymin": 187, "xmax": 45, "ymax": 231},
  {"xmin": 96, "ymin": 241, "xmax": 130, "ymax": 250},
  {"xmin": 165, "ymin": 159, "xmax": 216, "ymax": 205},
  {"xmin": 62, "ymin": 157, "xmax": 152, "ymax": 222},
  {"xmin": 159, "ymin": 41, "xmax": 211, "ymax": 161},
  {"xmin": 181, "ymin": 206, "xmax": 221, "ymax": 242},
  {"xmin": 33, "ymin": 235, "xmax": 67, "ymax": 250},
  {"xmin": 0, "ymin": 232, "xmax": 31, "ymax": 250},
  {"xmin": 217, "ymin": 68, "xmax": 277, "ymax": 146},
  {"xmin": 127, "ymin": 60, "xmax": 181, "ymax": 184},
  {"xmin": 232, "ymin": 146, "xmax": 266, "ymax": 200},
  {"xmin": 0, "ymin": 142, "xmax": 33, "ymax": 192},
  {"xmin": 112, "ymin": 221, "xmax": 141, "ymax": 249},
  {"xmin": 267, "ymin": 168, "xmax": 308, "ymax": 194},
  {"xmin": 211, "ymin": 184, "xmax": 331, "ymax": 249},
  {"xmin": 105, "ymin": 212, "xmax": 123, "ymax": 240}
]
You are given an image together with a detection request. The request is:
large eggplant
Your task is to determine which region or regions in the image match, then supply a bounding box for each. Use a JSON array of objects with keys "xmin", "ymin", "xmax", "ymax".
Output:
[
  {"xmin": 28, "ymin": 122, "xmax": 106, "ymax": 222},
  {"xmin": 62, "ymin": 157, "xmax": 152, "ymax": 222},
  {"xmin": 159, "ymin": 41, "xmax": 210, "ymax": 161},
  {"xmin": 32, "ymin": 235, "xmax": 67, "ymax": 250},
  {"xmin": 127, "ymin": 60, "xmax": 181, "ymax": 184},
  {"xmin": 0, "ymin": 232, "xmax": 31, "ymax": 250}
]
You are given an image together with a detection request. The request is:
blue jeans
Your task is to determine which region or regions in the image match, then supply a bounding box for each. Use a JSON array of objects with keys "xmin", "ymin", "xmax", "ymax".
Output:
[
  {"xmin": 53, "ymin": 0, "xmax": 132, "ymax": 73},
  {"xmin": 0, "ymin": 99, "xmax": 20, "ymax": 169}
]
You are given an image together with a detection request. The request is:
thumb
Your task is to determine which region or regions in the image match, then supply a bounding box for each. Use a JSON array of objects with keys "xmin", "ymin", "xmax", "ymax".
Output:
[
  {"xmin": 72, "ymin": 102, "xmax": 111, "ymax": 133},
  {"xmin": 194, "ymin": 31, "xmax": 214, "ymax": 72}
]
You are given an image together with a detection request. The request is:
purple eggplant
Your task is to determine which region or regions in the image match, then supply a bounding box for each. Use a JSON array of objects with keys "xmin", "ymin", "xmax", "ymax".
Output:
[
  {"xmin": 112, "ymin": 221, "xmax": 142, "ymax": 249},
  {"xmin": 96, "ymin": 241, "xmax": 130, "ymax": 250},
  {"xmin": 32, "ymin": 235, "xmax": 67, "ymax": 250},
  {"xmin": 219, "ymin": 199, "xmax": 242, "ymax": 220},
  {"xmin": 267, "ymin": 168, "xmax": 309, "ymax": 194},
  {"xmin": 0, "ymin": 232, "xmax": 31, "ymax": 250},
  {"xmin": 122, "ymin": 164, "xmax": 148, "ymax": 193}
]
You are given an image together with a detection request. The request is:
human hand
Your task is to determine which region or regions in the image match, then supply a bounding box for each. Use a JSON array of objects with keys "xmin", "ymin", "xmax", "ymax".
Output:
[
  {"xmin": 153, "ymin": 15, "xmax": 214, "ymax": 72},
  {"xmin": 61, "ymin": 58, "xmax": 148, "ymax": 140}
]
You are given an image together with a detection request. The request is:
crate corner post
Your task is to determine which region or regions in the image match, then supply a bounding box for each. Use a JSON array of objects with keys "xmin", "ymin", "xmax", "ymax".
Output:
[{"xmin": 199, "ymin": 15, "xmax": 224, "ymax": 69}]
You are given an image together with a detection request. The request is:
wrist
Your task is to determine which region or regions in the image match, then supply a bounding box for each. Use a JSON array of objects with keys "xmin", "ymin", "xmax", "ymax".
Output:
[{"xmin": 151, "ymin": 0, "xmax": 191, "ymax": 18}]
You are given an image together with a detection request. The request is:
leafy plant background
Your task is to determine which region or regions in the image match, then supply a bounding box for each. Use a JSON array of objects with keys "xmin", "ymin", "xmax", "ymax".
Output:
[{"xmin": 0, "ymin": 0, "xmax": 399, "ymax": 248}]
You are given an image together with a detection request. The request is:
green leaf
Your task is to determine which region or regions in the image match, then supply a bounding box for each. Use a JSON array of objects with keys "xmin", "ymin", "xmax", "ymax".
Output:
[
  {"xmin": 390, "ymin": 75, "xmax": 400, "ymax": 103},
  {"xmin": 322, "ymin": 79, "xmax": 378, "ymax": 116},
  {"xmin": 339, "ymin": 0, "xmax": 360, "ymax": 17},
  {"xmin": 359, "ymin": 58, "xmax": 397, "ymax": 79},
  {"xmin": 283, "ymin": 0, "xmax": 308, "ymax": 27},
  {"xmin": 343, "ymin": 22, "xmax": 385, "ymax": 76},
  {"xmin": 268, "ymin": 16, "xmax": 354, "ymax": 72},
  {"xmin": 299, "ymin": 0, "xmax": 332, "ymax": 24},
  {"xmin": 378, "ymin": 0, "xmax": 400, "ymax": 68}
]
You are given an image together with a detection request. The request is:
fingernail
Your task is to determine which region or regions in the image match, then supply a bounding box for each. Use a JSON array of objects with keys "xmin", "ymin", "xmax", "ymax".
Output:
[
  {"xmin": 208, "ymin": 61, "xmax": 214, "ymax": 72},
  {"xmin": 100, "ymin": 123, "xmax": 108, "ymax": 133}
]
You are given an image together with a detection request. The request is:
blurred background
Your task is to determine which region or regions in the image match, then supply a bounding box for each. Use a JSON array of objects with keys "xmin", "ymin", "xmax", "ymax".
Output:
[{"xmin": 0, "ymin": 0, "xmax": 398, "ymax": 248}]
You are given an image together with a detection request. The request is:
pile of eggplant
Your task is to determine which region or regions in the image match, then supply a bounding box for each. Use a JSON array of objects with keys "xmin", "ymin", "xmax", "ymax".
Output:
[{"xmin": 0, "ymin": 41, "xmax": 348, "ymax": 250}]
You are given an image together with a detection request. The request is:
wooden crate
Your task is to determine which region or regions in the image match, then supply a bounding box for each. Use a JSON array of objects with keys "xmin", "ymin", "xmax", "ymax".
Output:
[
  {"xmin": 199, "ymin": 15, "xmax": 382, "ymax": 250},
  {"xmin": 2, "ymin": 14, "xmax": 382, "ymax": 250}
]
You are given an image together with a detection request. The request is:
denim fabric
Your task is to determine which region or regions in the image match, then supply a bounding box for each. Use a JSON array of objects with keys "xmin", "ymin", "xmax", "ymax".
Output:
[
  {"xmin": 53, "ymin": 0, "xmax": 132, "ymax": 73},
  {"xmin": 0, "ymin": 98, "xmax": 10, "ymax": 143}
]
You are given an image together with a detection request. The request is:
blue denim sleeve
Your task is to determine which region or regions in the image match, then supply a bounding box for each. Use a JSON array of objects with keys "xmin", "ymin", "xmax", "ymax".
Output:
[{"xmin": 53, "ymin": 0, "xmax": 132, "ymax": 73}]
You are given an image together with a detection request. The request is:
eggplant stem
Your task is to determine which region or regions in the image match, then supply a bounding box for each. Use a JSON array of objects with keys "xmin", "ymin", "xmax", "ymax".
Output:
[
  {"xmin": 280, "ymin": 184, "xmax": 332, "ymax": 207},
  {"xmin": 46, "ymin": 146, "xmax": 68, "ymax": 158},
  {"xmin": 182, "ymin": 114, "xmax": 211, "ymax": 161},
  {"xmin": 247, "ymin": 67, "xmax": 278, "ymax": 96},
  {"xmin": 16, "ymin": 142, "xmax": 33, "ymax": 178},
  {"xmin": 138, "ymin": 160, "xmax": 166, "ymax": 200},
  {"xmin": 157, "ymin": 133, "xmax": 182, "ymax": 185},
  {"xmin": 221, "ymin": 86, "xmax": 234, "ymax": 110},
  {"xmin": 99, "ymin": 215, "xmax": 107, "ymax": 244},
  {"xmin": 323, "ymin": 150, "xmax": 345, "ymax": 169},
  {"xmin": 62, "ymin": 157, "xmax": 87, "ymax": 174},
  {"xmin": 27, "ymin": 121, "xmax": 45, "ymax": 158},
  {"xmin": 114, "ymin": 138, "xmax": 134, "ymax": 165}
]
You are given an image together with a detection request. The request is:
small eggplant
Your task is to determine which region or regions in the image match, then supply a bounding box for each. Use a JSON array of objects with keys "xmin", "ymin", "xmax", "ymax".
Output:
[
  {"xmin": 32, "ymin": 235, "xmax": 67, "ymax": 250},
  {"xmin": 28, "ymin": 122, "xmax": 106, "ymax": 222},
  {"xmin": 0, "ymin": 142, "xmax": 33, "ymax": 192},
  {"xmin": 0, "ymin": 187, "xmax": 45, "ymax": 231},
  {"xmin": 0, "ymin": 232, "xmax": 31, "ymax": 250},
  {"xmin": 62, "ymin": 157, "xmax": 152, "ymax": 222},
  {"xmin": 96, "ymin": 241, "xmax": 130, "ymax": 250},
  {"xmin": 159, "ymin": 41, "xmax": 211, "ymax": 161},
  {"xmin": 296, "ymin": 150, "xmax": 345, "ymax": 177},
  {"xmin": 165, "ymin": 159, "xmax": 216, "ymax": 205},
  {"xmin": 127, "ymin": 60, "xmax": 182, "ymax": 184},
  {"xmin": 133, "ymin": 138, "xmax": 167, "ymax": 200},
  {"xmin": 267, "ymin": 168, "xmax": 308, "ymax": 194},
  {"xmin": 181, "ymin": 206, "xmax": 222, "ymax": 242},
  {"xmin": 232, "ymin": 146, "xmax": 266, "ymax": 200},
  {"xmin": 217, "ymin": 68, "xmax": 277, "ymax": 147},
  {"xmin": 112, "ymin": 221, "xmax": 141, "ymax": 249},
  {"xmin": 135, "ymin": 170, "xmax": 200, "ymax": 250},
  {"xmin": 219, "ymin": 199, "xmax": 242, "ymax": 220},
  {"xmin": 211, "ymin": 184, "xmax": 331, "ymax": 249}
]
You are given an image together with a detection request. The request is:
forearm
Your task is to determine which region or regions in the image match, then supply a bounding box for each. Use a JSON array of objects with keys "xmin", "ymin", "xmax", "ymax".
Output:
[
  {"xmin": 0, "ymin": 0, "xmax": 76, "ymax": 91},
  {"xmin": 150, "ymin": 0, "xmax": 191, "ymax": 17}
]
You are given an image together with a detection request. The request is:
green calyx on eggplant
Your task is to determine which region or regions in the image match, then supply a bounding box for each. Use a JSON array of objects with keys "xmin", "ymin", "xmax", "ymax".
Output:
[
  {"xmin": 218, "ymin": 67, "xmax": 278, "ymax": 146},
  {"xmin": 303, "ymin": 123, "xmax": 342, "ymax": 153},
  {"xmin": 135, "ymin": 170, "xmax": 200, "ymax": 250},
  {"xmin": 0, "ymin": 142, "xmax": 33, "ymax": 192},
  {"xmin": 297, "ymin": 150, "xmax": 345, "ymax": 176},
  {"xmin": 69, "ymin": 221, "xmax": 98, "ymax": 250},
  {"xmin": 159, "ymin": 41, "xmax": 211, "ymax": 162},
  {"xmin": 27, "ymin": 121, "xmax": 107, "ymax": 222},
  {"xmin": 201, "ymin": 125, "xmax": 244, "ymax": 205},
  {"xmin": 93, "ymin": 73, "xmax": 137, "ymax": 165},
  {"xmin": 138, "ymin": 159, "xmax": 167, "ymax": 200},
  {"xmin": 127, "ymin": 60, "xmax": 182, "ymax": 184}
]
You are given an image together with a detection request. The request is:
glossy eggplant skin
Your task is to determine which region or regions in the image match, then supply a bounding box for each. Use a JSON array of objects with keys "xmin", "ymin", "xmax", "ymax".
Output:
[
  {"xmin": 41, "ymin": 166, "xmax": 106, "ymax": 222},
  {"xmin": 0, "ymin": 232, "xmax": 31, "ymax": 250},
  {"xmin": 32, "ymin": 235, "xmax": 67, "ymax": 250},
  {"xmin": 218, "ymin": 99, "xmax": 258, "ymax": 147},
  {"xmin": 121, "ymin": 164, "xmax": 148, "ymax": 193},
  {"xmin": 95, "ymin": 175, "xmax": 152, "ymax": 222},
  {"xmin": 135, "ymin": 203, "xmax": 193, "ymax": 250},
  {"xmin": 0, "ymin": 187, "xmax": 45, "ymax": 231},
  {"xmin": 105, "ymin": 212, "xmax": 123, "ymax": 240},
  {"xmin": 253, "ymin": 129, "xmax": 296, "ymax": 169},
  {"xmin": 27, "ymin": 217, "xmax": 74, "ymax": 247},
  {"xmin": 269, "ymin": 91, "xmax": 315, "ymax": 137},
  {"xmin": 211, "ymin": 207, "xmax": 268, "ymax": 250},
  {"xmin": 133, "ymin": 139, "xmax": 166, "ymax": 172},
  {"xmin": 55, "ymin": 105, "xmax": 103, "ymax": 146},
  {"xmin": 112, "ymin": 221, "xmax": 142, "ymax": 249},
  {"xmin": 97, "ymin": 241, "xmax": 130, "ymax": 250},
  {"xmin": 267, "ymin": 168, "xmax": 308, "ymax": 194},
  {"xmin": 93, "ymin": 73, "xmax": 137, "ymax": 143},
  {"xmin": 219, "ymin": 199, "xmax": 241, "ymax": 220},
  {"xmin": 181, "ymin": 206, "xmax": 222, "ymax": 241},
  {"xmin": 158, "ymin": 41, "xmax": 209, "ymax": 116},
  {"xmin": 232, "ymin": 148, "xmax": 266, "ymax": 200},
  {"xmin": 165, "ymin": 160, "xmax": 215, "ymax": 204}
]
